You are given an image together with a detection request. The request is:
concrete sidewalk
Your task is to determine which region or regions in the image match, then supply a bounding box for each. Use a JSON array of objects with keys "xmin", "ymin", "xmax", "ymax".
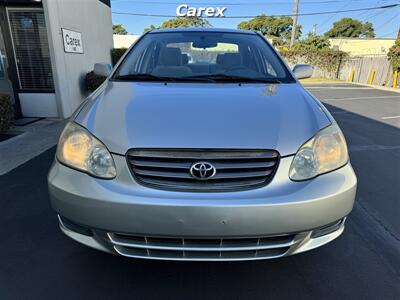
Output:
[{"xmin": 0, "ymin": 118, "xmax": 66, "ymax": 175}]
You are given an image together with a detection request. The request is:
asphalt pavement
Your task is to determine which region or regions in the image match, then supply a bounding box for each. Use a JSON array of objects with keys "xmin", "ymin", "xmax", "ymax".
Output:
[{"xmin": 0, "ymin": 83, "xmax": 399, "ymax": 300}]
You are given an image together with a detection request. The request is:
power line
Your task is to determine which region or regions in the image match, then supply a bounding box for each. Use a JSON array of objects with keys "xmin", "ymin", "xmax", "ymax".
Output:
[
  {"xmin": 112, "ymin": 3, "xmax": 400, "ymax": 18},
  {"xmin": 380, "ymin": 29, "xmax": 398, "ymax": 37},
  {"xmin": 317, "ymin": 0, "xmax": 352, "ymax": 33},
  {"xmin": 374, "ymin": 12, "xmax": 400, "ymax": 31}
]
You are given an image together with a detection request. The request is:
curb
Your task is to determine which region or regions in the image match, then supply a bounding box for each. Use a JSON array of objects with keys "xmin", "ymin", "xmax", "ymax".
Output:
[{"xmin": 346, "ymin": 82, "xmax": 400, "ymax": 94}]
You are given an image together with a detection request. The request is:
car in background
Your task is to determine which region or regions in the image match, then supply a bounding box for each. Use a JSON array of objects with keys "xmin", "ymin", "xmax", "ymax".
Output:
[{"xmin": 48, "ymin": 28, "xmax": 357, "ymax": 261}]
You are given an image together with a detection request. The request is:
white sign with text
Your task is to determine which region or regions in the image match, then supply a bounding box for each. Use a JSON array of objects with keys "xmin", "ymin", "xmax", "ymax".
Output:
[
  {"xmin": 176, "ymin": 4, "xmax": 227, "ymax": 17},
  {"xmin": 62, "ymin": 29, "xmax": 84, "ymax": 54}
]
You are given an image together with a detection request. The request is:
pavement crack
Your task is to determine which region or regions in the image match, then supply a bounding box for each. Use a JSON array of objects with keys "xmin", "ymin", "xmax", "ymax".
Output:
[{"xmin": 356, "ymin": 198, "xmax": 400, "ymax": 243}]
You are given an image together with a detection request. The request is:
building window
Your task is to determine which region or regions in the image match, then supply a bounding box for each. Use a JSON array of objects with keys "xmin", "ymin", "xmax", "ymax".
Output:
[{"xmin": 8, "ymin": 9, "xmax": 54, "ymax": 90}]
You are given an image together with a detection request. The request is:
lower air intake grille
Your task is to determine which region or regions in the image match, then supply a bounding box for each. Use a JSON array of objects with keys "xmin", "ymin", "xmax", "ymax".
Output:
[
  {"xmin": 108, "ymin": 233, "xmax": 295, "ymax": 261},
  {"xmin": 126, "ymin": 149, "xmax": 279, "ymax": 191}
]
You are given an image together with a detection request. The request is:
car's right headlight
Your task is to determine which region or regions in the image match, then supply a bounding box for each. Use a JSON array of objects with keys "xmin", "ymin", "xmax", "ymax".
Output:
[
  {"xmin": 289, "ymin": 123, "xmax": 348, "ymax": 181},
  {"xmin": 56, "ymin": 122, "xmax": 116, "ymax": 179}
]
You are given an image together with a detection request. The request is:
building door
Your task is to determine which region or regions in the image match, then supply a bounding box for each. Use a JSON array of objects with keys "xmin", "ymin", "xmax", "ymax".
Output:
[
  {"xmin": 6, "ymin": 7, "xmax": 57, "ymax": 117},
  {"xmin": 0, "ymin": 18, "xmax": 16, "ymax": 115}
]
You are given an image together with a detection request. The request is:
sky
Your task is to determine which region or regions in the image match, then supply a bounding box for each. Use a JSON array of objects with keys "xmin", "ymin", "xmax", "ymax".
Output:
[{"xmin": 110, "ymin": 0, "xmax": 400, "ymax": 38}]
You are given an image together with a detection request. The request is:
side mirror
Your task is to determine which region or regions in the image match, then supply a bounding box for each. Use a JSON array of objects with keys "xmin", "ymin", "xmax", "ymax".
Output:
[
  {"xmin": 292, "ymin": 64, "xmax": 313, "ymax": 80},
  {"xmin": 93, "ymin": 63, "xmax": 112, "ymax": 77}
]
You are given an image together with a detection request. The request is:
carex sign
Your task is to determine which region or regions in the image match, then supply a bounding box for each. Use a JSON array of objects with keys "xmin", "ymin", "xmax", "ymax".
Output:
[{"xmin": 176, "ymin": 4, "xmax": 227, "ymax": 18}]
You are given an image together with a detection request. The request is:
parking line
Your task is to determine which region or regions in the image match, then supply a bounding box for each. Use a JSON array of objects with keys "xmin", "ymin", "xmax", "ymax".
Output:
[
  {"xmin": 306, "ymin": 87, "xmax": 375, "ymax": 90},
  {"xmin": 322, "ymin": 95, "xmax": 400, "ymax": 101},
  {"xmin": 382, "ymin": 115, "xmax": 400, "ymax": 120}
]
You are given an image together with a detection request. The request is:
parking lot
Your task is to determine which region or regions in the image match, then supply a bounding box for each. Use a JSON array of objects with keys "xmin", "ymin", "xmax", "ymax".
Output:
[{"xmin": 0, "ymin": 83, "xmax": 399, "ymax": 299}]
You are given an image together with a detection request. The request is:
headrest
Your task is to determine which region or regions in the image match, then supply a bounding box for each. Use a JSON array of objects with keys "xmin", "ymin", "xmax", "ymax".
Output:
[
  {"xmin": 222, "ymin": 53, "xmax": 242, "ymax": 68},
  {"xmin": 181, "ymin": 54, "xmax": 189, "ymax": 65},
  {"xmin": 159, "ymin": 47, "xmax": 182, "ymax": 66},
  {"xmin": 216, "ymin": 54, "xmax": 225, "ymax": 64}
]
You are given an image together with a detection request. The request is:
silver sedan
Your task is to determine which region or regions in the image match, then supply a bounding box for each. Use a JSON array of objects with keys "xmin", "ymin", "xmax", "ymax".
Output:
[{"xmin": 48, "ymin": 28, "xmax": 357, "ymax": 261}]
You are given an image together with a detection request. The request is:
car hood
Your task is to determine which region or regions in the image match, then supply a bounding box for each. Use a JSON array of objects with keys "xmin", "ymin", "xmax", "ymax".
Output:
[{"xmin": 75, "ymin": 81, "xmax": 330, "ymax": 156}]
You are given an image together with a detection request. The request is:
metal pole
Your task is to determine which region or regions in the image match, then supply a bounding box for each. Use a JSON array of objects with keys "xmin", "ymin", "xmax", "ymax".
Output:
[
  {"xmin": 312, "ymin": 24, "xmax": 317, "ymax": 35},
  {"xmin": 290, "ymin": 0, "xmax": 299, "ymax": 47}
]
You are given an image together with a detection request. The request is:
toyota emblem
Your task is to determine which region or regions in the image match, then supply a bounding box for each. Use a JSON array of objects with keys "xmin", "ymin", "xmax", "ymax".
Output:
[{"xmin": 190, "ymin": 162, "xmax": 216, "ymax": 180}]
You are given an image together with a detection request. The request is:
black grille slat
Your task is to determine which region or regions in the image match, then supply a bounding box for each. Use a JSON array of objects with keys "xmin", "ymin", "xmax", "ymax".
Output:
[
  {"xmin": 127, "ymin": 149, "xmax": 279, "ymax": 191},
  {"xmin": 136, "ymin": 176, "xmax": 269, "ymax": 189},
  {"xmin": 129, "ymin": 149, "xmax": 278, "ymax": 159},
  {"xmin": 133, "ymin": 168, "xmax": 273, "ymax": 180},
  {"xmin": 129, "ymin": 159, "xmax": 276, "ymax": 170}
]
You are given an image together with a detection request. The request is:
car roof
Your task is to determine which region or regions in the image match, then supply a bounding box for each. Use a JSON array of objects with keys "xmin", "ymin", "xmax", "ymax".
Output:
[{"xmin": 147, "ymin": 27, "xmax": 257, "ymax": 35}]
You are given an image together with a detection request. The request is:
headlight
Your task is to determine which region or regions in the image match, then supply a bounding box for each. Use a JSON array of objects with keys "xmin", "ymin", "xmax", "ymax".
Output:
[
  {"xmin": 289, "ymin": 124, "xmax": 348, "ymax": 181},
  {"xmin": 56, "ymin": 122, "xmax": 116, "ymax": 179}
]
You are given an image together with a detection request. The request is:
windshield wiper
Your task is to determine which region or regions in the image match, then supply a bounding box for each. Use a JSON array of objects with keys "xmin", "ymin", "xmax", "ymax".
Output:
[
  {"xmin": 183, "ymin": 74, "xmax": 282, "ymax": 83},
  {"xmin": 113, "ymin": 74, "xmax": 177, "ymax": 82},
  {"xmin": 113, "ymin": 73, "xmax": 213, "ymax": 82}
]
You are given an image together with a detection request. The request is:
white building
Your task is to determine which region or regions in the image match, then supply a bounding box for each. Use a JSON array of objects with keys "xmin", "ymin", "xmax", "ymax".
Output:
[
  {"xmin": 0, "ymin": 0, "xmax": 113, "ymax": 119},
  {"xmin": 329, "ymin": 38, "xmax": 396, "ymax": 57},
  {"xmin": 113, "ymin": 34, "xmax": 140, "ymax": 49}
]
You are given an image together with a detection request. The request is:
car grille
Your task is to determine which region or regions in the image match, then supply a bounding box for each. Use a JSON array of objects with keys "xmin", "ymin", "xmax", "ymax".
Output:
[
  {"xmin": 107, "ymin": 233, "xmax": 298, "ymax": 261},
  {"xmin": 126, "ymin": 149, "xmax": 279, "ymax": 191}
]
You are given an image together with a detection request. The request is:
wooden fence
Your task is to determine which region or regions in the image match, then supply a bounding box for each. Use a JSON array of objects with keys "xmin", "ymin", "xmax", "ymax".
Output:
[
  {"xmin": 287, "ymin": 54, "xmax": 398, "ymax": 88},
  {"xmin": 337, "ymin": 56, "xmax": 395, "ymax": 87}
]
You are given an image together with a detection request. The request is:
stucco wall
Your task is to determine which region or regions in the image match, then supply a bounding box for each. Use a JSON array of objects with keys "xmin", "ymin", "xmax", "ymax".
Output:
[
  {"xmin": 329, "ymin": 38, "xmax": 395, "ymax": 57},
  {"xmin": 43, "ymin": 0, "xmax": 113, "ymax": 118}
]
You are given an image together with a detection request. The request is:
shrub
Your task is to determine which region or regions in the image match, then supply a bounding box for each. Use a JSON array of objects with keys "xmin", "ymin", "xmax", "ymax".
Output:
[
  {"xmin": 387, "ymin": 38, "xmax": 400, "ymax": 72},
  {"xmin": 85, "ymin": 71, "xmax": 106, "ymax": 92},
  {"xmin": 111, "ymin": 48, "xmax": 128, "ymax": 66},
  {"xmin": 0, "ymin": 94, "xmax": 14, "ymax": 132},
  {"xmin": 279, "ymin": 49, "xmax": 347, "ymax": 73}
]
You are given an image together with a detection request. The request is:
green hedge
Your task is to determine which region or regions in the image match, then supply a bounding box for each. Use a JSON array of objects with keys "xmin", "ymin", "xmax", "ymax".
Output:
[
  {"xmin": 279, "ymin": 49, "xmax": 347, "ymax": 73},
  {"xmin": 111, "ymin": 48, "xmax": 128, "ymax": 66},
  {"xmin": 0, "ymin": 94, "xmax": 14, "ymax": 132},
  {"xmin": 388, "ymin": 38, "xmax": 400, "ymax": 72},
  {"xmin": 85, "ymin": 71, "xmax": 106, "ymax": 92},
  {"xmin": 84, "ymin": 48, "xmax": 128, "ymax": 92}
]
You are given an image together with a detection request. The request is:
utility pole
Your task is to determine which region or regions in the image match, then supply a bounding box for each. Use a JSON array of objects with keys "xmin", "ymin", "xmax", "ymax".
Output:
[
  {"xmin": 290, "ymin": 0, "xmax": 299, "ymax": 47},
  {"xmin": 312, "ymin": 24, "xmax": 317, "ymax": 36}
]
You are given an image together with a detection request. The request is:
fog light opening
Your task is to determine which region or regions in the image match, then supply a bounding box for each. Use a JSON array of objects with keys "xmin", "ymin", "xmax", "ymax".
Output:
[{"xmin": 311, "ymin": 218, "xmax": 346, "ymax": 239}]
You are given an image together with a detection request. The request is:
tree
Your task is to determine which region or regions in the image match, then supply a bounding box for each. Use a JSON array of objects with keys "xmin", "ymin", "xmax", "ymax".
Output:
[
  {"xmin": 143, "ymin": 17, "xmax": 211, "ymax": 33},
  {"xmin": 160, "ymin": 16, "xmax": 211, "ymax": 28},
  {"xmin": 113, "ymin": 24, "xmax": 128, "ymax": 35},
  {"xmin": 237, "ymin": 15, "xmax": 301, "ymax": 45},
  {"xmin": 144, "ymin": 25, "xmax": 157, "ymax": 33},
  {"xmin": 324, "ymin": 18, "xmax": 375, "ymax": 38},
  {"xmin": 293, "ymin": 33, "xmax": 331, "ymax": 51},
  {"xmin": 388, "ymin": 38, "xmax": 400, "ymax": 71}
]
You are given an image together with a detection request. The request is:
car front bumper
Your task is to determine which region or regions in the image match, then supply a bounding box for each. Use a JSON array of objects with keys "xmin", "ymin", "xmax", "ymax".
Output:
[{"xmin": 48, "ymin": 154, "xmax": 357, "ymax": 261}]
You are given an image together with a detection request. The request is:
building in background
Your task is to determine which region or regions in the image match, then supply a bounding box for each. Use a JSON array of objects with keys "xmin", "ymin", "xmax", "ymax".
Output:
[
  {"xmin": 113, "ymin": 34, "xmax": 139, "ymax": 49},
  {"xmin": 329, "ymin": 38, "xmax": 396, "ymax": 57},
  {"xmin": 0, "ymin": 0, "xmax": 113, "ymax": 119}
]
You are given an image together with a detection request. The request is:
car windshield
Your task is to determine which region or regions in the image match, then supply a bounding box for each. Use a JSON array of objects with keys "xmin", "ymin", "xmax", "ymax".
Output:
[{"xmin": 113, "ymin": 31, "xmax": 295, "ymax": 83}]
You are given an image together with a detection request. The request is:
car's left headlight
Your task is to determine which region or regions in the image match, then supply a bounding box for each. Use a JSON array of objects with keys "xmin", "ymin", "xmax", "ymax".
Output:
[
  {"xmin": 289, "ymin": 123, "xmax": 348, "ymax": 181},
  {"xmin": 56, "ymin": 122, "xmax": 116, "ymax": 179}
]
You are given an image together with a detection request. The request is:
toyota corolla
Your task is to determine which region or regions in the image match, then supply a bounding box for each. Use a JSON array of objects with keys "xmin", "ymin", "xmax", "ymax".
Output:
[{"xmin": 48, "ymin": 28, "xmax": 357, "ymax": 261}]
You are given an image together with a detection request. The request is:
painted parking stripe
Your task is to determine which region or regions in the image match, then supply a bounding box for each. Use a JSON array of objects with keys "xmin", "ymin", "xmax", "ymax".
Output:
[
  {"xmin": 349, "ymin": 145, "xmax": 400, "ymax": 152},
  {"xmin": 381, "ymin": 115, "xmax": 400, "ymax": 120},
  {"xmin": 322, "ymin": 95, "xmax": 400, "ymax": 101},
  {"xmin": 305, "ymin": 86, "xmax": 375, "ymax": 90}
]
